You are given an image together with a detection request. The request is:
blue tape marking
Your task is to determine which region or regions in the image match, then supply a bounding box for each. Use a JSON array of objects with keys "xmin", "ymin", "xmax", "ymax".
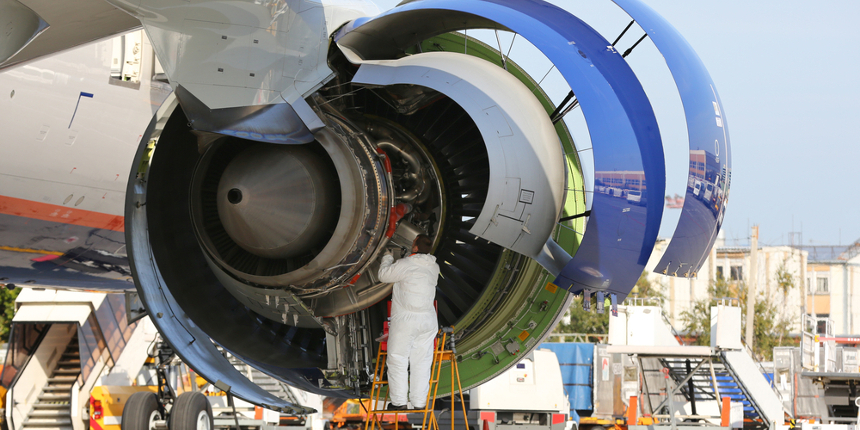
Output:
[{"xmin": 69, "ymin": 92, "xmax": 94, "ymax": 129}]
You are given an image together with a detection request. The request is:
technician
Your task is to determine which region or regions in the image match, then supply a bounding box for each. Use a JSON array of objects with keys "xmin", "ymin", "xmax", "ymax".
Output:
[{"xmin": 378, "ymin": 234, "xmax": 439, "ymax": 410}]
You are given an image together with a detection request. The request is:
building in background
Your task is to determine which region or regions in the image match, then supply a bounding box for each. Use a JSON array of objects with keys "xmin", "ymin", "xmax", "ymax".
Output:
[
  {"xmin": 645, "ymin": 231, "xmax": 808, "ymax": 334},
  {"xmin": 799, "ymin": 242, "xmax": 860, "ymax": 335}
]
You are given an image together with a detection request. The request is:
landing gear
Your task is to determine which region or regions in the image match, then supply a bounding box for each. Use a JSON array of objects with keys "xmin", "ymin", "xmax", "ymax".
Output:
[
  {"xmin": 121, "ymin": 391, "xmax": 213, "ymax": 430},
  {"xmin": 121, "ymin": 340, "xmax": 212, "ymax": 430},
  {"xmin": 171, "ymin": 392, "xmax": 213, "ymax": 430},
  {"xmin": 122, "ymin": 392, "xmax": 161, "ymax": 430}
]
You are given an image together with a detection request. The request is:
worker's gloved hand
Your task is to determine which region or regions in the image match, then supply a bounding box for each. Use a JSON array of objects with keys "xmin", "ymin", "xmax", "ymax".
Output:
[{"xmin": 383, "ymin": 248, "xmax": 394, "ymax": 258}]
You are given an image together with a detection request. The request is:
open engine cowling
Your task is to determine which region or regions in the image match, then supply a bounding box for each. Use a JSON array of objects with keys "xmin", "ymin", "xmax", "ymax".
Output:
[{"xmin": 125, "ymin": 0, "xmax": 731, "ymax": 413}]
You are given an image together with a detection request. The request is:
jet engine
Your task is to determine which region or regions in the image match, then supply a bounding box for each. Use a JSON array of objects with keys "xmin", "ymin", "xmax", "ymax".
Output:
[{"xmin": 122, "ymin": 0, "xmax": 732, "ymax": 413}]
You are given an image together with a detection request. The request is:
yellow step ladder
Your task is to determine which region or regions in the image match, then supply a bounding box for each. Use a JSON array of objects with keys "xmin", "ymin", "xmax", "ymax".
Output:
[{"xmin": 364, "ymin": 327, "xmax": 468, "ymax": 430}]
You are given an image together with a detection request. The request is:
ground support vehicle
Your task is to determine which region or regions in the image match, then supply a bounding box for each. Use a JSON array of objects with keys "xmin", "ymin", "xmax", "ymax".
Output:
[
  {"xmin": 323, "ymin": 399, "xmax": 407, "ymax": 430},
  {"xmin": 89, "ymin": 339, "xmax": 215, "ymax": 430},
  {"xmin": 772, "ymin": 316, "xmax": 860, "ymax": 426},
  {"xmin": 470, "ymin": 349, "xmax": 570, "ymax": 430},
  {"xmin": 548, "ymin": 300, "xmax": 787, "ymax": 430},
  {"xmin": 90, "ymin": 338, "xmax": 321, "ymax": 430}
]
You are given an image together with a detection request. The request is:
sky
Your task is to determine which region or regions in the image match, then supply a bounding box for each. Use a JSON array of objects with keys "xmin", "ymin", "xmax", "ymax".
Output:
[{"xmin": 370, "ymin": 0, "xmax": 860, "ymax": 248}]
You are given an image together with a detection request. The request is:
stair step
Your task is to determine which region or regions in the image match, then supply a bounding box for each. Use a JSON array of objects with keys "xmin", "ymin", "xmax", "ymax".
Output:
[
  {"xmin": 22, "ymin": 426, "xmax": 72, "ymax": 430},
  {"xmin": 22, "ymin": 418, "xmax": 72, "ymax": 427},
  {"xmin": 42, "ymin": 386, "xmax": 72, "ymax": 392},
  {"xmin": 57, "ymin": 360, "xmax": 80, "ymax": 366},
  {"xmin": 52, "ymin": 369, "xmax": 80, "ymax": 375},
  {"xmin": 32, "ymin": 404, "xmax": 68, "ymax": 410},
  {"xmin": 29, "ymin": 411, "xmax": 71, "ymax": 419},
  {"xmin": 37, "ymin": 394, "xmax": 71, "ymax": 402},
  {"xmin": 46, "ymin": 378, "xmax": 75, "ymax": 384},
  {"xmin": 23, "ymin": 423, "xmax": 73, "ymax": 429}
]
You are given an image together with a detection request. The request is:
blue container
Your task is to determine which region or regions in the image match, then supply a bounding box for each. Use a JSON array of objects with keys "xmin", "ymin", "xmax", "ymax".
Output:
[{"xmin": 541, "ymin": 343, "xmax": 594, "ymax": 415}]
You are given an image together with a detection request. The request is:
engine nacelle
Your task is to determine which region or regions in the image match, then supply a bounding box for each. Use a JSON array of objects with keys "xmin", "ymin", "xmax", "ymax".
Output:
[{"xmin": 124, "ymin": 0, "xmax": 731, "ymax": 413}]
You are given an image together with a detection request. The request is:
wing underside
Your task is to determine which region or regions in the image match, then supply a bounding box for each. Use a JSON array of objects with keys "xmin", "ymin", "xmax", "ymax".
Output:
[{"xmin": 0, "ymin": 0, "xmax": 139, "ymax": 69}]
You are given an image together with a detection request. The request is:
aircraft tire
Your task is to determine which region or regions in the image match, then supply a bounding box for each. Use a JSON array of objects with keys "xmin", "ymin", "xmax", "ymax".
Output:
[
  {"xmin": 122, "ymin": 391, "xmax": 161, "ymax": 430},
  {"xmin": 171, "ymin": 392, "xmax": 213, "ymax": 430}
]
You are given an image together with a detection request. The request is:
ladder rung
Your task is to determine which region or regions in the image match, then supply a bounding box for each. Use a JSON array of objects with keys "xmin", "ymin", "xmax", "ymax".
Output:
[{"xmin": 368, "ymin": 409, "xmax": 428, "ymax": 414}]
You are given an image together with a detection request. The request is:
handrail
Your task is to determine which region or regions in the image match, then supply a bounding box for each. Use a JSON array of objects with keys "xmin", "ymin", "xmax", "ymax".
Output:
[
  {"xmin": 719, "ymin": 350, "xmax": 772, "ymax": 426},
  {"xmin": 622, "ymin": 297, "xmax": 686, "ymax": 345},
  {"xmin": 2, "ymin": 323, "xmax": 50, "ymax": 389},
  {"xmin": 624, "ymin": 297, "xmax": 664, "ymax": 307},
  {"xmin": 714, "ymin": 297, "xmax": 740, "ymax": 307},
  {"xmin": 545, "ymin": 333, "xmax": 608, "ymax": 343}
]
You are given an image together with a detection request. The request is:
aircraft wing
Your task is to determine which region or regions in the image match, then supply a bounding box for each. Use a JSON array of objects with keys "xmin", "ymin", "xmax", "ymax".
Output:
[{"xmin": 1, "ymin": 0, "xmax": 139, "ymax": 69}]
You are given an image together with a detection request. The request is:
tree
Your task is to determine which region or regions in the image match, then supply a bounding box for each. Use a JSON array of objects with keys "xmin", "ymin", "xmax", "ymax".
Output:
[
  {"xmin": 554, "ymin": 271, "xmax": 664, "ymax": 339},
  {"xmin": 679, "ymin": 278, "xmax": 795, "ymax": 360},
  {"xmin": 0, "ymin": 286, "xmax": 21, "ymax": 342},
  {"xmin": 776, "ymin": 260, "xmax": 796, "ymax": 298},
  {"xmin": 557, "ymin": 295, "xmax": 611, "ymax": 337},
  {"xmin": 772, "ymin": 258, "xmax": 798, "ymax": 346},
  {"xmin": 630, "ymin": 270, "xmax": 666, "ymax": 303}
]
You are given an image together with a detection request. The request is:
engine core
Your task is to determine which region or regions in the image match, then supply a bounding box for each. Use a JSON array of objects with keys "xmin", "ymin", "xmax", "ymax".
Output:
[{"xmin": 216, "ymin": 144, "xmax": 339, "ymax": 259}]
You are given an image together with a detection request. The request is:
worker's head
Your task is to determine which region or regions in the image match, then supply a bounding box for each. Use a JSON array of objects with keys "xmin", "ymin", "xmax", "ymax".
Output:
[{"xmin": 412, "ymin": 234, "xmax": 433, "ymax": 254}]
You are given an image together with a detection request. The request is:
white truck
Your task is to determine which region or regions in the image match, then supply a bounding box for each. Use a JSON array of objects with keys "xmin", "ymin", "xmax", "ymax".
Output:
[{"xmin": 470, "ymin": 349, "xmax": 571, "ymax": 430}]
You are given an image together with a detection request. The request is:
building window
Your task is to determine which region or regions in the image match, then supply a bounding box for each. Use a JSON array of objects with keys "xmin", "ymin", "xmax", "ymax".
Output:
[
  {"xmin": 716, "ymin": 266, "xmax": 724, "ymax": 281},
  {"xmin": 817, "ymin": 277, "xmax": 829, "ymax": 294},
  {"xmin": 730, "ymin": 265, "xmax": 743, "ymax": 281},
  {"xmin": 816, "ymin": 315, "xmax": 832, "ymax": 336}
]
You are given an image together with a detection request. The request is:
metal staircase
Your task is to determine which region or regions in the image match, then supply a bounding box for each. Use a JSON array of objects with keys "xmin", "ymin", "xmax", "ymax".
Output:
[
  {"xmin": 660, "ymin": 355, "xmax": 768, "ymax": 430},
  {"xmin": 609, "ymin": 302, "xmax": 786, "ymax": 429},
  {"xmin": 23, "ymin": 334, "xmax": 80, "ymax": 430},
  {"xmin": 247, "ymin": 368, "xmax": 302, "ymax": 407},
  {"xmin": 224, "ymin": 352, "xmax": 302, "ymax": 408}
]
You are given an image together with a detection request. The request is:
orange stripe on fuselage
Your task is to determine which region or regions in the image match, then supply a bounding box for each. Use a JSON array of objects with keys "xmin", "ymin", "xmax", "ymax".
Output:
[{"xmin": 0, "ymin": 195, "xmax": 124, "ymax": 232}]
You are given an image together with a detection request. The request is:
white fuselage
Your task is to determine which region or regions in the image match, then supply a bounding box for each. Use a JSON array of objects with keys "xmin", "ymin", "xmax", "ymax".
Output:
[
  {"xmin": 0, "ymin": 0, "xmax": 380, "ymax": 226},
  {"xmin": 0, "ymin": 31, "xmax": 169, "ymax": 222}
]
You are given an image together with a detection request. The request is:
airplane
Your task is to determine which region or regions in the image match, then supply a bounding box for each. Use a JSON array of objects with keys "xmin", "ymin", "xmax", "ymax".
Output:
[{"xmin": 0, "ymin": 0, "xmax": 732, "ymax": 418}]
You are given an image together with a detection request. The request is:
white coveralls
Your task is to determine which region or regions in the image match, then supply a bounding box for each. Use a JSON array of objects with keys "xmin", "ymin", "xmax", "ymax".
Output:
[{"xmin": 378, "ymin": 252, "xmax": 440, "ymax": 408}]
